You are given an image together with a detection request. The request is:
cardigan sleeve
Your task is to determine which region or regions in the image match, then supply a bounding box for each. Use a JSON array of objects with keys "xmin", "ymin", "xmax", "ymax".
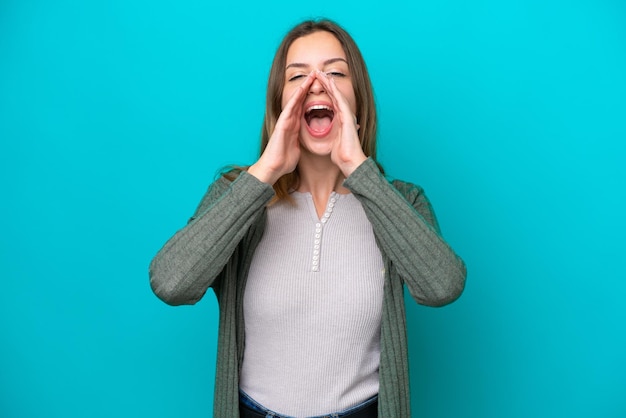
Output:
[
  {"xmin": 344, "ymin": 158, "xmax": 466, "ymax": 307},
  {"xmin": 149, "ymin": 171, "xmax": 275, "ymax": 306}
]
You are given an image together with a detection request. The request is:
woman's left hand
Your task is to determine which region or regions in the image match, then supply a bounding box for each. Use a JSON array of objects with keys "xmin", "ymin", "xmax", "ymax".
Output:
[{"xmin": 315, "ymin": 71, "xmax": 367, "ymax": 177}]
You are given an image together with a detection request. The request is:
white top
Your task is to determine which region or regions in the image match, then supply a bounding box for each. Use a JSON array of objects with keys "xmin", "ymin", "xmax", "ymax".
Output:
[{"xmin": 240, "ymin": 191, "xmax": 385, "ymax": 417}]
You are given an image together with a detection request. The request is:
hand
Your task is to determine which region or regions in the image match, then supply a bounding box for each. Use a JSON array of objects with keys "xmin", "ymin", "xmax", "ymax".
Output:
[
  {"xmin": 248, "ymin": 72, "xmax": 316, "ymax": 184},
  {"xmin": 315, "ymin": 71, "xmax": 367, "ymax": 177}
]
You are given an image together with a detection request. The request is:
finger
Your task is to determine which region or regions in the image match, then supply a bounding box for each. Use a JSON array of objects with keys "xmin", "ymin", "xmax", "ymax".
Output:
[
  {"xmin": 328, "ymin": 75, "xmax": 355, "ymax": 121},
  {"xmin": 311, "ymin": 73, "xmax": 342, "ymax": 125},
  {"xmin": 315, "ymin": 72, "xmax": 352, "ymax": 121},
  {"xmin": 282, "ymin": 72, "xmax": 315, "ymax": 117},
  {"xmin": 317, "ymin": 72, "xmax": 359, "ymax": 132}
]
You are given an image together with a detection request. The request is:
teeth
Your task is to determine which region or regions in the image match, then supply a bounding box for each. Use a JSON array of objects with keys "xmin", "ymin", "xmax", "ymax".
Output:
[{"xmin": 306, "ymin": 104, "xmax": 332, "ymax": 114}]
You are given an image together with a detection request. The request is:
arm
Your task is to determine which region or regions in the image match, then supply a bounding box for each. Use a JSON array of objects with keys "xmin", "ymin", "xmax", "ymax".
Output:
[
  {"xmin": 344, "ymin": 158, "xmax": 466, "ymax": 307},
  {"xmin": 149, "ymin": 171, "xmax": 274, "ymax": 306},
  {"xmin": 149, "ymin": 73, "xmax": 318, "ymax": 306}
]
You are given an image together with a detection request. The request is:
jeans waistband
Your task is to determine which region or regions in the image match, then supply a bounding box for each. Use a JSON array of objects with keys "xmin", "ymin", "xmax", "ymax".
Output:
[{"xmin": 238, "ymin": 390, "xmax": 378, "ymax": 418}]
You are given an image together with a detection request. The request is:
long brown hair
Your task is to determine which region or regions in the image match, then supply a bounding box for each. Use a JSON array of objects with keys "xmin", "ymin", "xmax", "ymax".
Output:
[{"xmin": 261, "ymin": 19, "xmax": 381, "ymax": 200}]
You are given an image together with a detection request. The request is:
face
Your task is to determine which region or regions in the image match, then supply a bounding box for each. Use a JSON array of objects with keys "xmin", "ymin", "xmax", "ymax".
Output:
[{"xmin": 282, "ymin": 31, "xmax": 357, "ymax": 155}]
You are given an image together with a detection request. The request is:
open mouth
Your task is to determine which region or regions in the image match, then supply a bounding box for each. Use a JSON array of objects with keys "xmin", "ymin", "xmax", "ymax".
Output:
[{"xmin": 304, "ymin": 104, "xmax": 335, "ymax": 136}]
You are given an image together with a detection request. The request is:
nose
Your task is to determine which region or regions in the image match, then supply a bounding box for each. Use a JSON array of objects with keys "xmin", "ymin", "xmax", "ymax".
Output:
[{"xmin": 308, "ymin": 77, "xmax": 325, "ymax": 95}]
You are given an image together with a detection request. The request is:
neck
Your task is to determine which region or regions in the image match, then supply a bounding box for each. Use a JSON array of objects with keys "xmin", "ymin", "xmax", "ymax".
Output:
[
  {"xmin": 297, "ymin": 154, "xmax": 349, "ymax": 194},
  {"xmin": 296, "ymin": 153, "xmax": 350, "ymax": 218}
]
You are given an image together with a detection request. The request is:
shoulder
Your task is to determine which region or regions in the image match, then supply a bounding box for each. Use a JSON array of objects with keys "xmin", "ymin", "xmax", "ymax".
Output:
[
  {"xmin": 389, "ymin": 178, "xmax": 425, "ymax": 203},
  {"xmin": 388, "ymin": 177, "xmax": 440, "ymax": 230},
  {"xmin": 188, "ymin": 166, "xmax": 255, "ymax": 223},
  {"xmin": 206, "ymin": 165, "xmax": 254, "ymax": 195}
]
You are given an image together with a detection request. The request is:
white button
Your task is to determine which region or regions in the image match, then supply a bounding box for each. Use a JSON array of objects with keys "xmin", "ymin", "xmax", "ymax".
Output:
[
  {"xmin": 321, "ymin": 218, "xmax": 327, "ymax": 223},
  {"xmin": 315, "ymin": 223, "xmax": 321, "ymax": 228},
  {"xmin": 314, "ymin": 239, "xmax": 320, "ymax": 244}
]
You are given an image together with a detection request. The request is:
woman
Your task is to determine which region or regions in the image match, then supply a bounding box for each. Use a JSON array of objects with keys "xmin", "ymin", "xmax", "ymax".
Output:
[{"xmin": 149, "ymin": 19, "xmax": 466, "ymax": 418}]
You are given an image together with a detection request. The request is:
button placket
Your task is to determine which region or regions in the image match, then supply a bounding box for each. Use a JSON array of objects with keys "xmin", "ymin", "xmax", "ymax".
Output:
[{"xmin": 311, "ymin": 194, "xmax": 337, "ymax": 272}]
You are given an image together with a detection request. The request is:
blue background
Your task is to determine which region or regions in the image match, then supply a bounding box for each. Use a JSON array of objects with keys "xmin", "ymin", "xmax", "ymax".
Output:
[{"xmin": 1, "ymin": 0, "xmax": 625, "ymax": 417}]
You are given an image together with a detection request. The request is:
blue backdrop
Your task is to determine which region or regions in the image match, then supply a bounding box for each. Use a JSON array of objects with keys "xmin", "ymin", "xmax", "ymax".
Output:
[{"xmin": 1, "ymin": 1, "xmax": 624, "ymax": 417}]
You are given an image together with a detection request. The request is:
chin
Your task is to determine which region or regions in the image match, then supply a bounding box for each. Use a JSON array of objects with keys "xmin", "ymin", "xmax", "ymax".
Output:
[
  {"xmin": 299, "ymin": 130, "xmax": 336, "ymax": 157},
  {"xmin": 302, "ymin": 146, "xmax": 333, "ymax": 157}
]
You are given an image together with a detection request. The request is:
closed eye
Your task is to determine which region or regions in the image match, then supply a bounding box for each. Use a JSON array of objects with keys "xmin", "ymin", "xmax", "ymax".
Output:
[
  {"xmin": 327, "ymin": 71, "xmax": 346, "ymax": 78},
  {"xmin": 288, "ymin": 74, "xmax": 306, "ymax": 82}
]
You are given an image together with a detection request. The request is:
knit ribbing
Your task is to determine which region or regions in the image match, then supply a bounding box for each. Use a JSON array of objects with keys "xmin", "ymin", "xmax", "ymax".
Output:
[
  {"xmin": 240, "ymin": 192, "xmax": 384, "ymax": 417},
  {"xmin": 149, "ymin": 158, "xmax": 467, "ymax": 418}
]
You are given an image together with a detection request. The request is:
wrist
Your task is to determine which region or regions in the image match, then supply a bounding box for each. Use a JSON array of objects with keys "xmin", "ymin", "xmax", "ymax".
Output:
[
  {"xmin": 248, "ymin": 162, "xmax": 280, "ymax": 185},
  {"xmin": 340, "ymin": 155, "xmax": 367, "ymax": 178}
]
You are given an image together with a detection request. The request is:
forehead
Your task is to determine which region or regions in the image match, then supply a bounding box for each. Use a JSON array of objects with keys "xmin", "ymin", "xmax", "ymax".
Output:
[{"xmin": 286, "ymin": 31, "xmax": 346, "ymax": 65}]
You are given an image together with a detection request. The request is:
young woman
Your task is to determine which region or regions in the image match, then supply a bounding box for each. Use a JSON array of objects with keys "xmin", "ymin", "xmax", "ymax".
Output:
[{"xmin": 149, "ymin": 19, "xmax": 466, "ymax": 418}]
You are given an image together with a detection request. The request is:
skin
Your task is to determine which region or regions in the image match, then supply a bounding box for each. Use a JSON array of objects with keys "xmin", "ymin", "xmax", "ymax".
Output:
[{"xmin": 248, "ymin": 31, "xmax": 367, "ymax": 216}]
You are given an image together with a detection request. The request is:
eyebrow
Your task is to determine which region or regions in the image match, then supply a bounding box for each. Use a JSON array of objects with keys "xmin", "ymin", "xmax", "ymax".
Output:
[{"xmin": 285, "ymin": 57, "xmax": 348, "ymax": 70}]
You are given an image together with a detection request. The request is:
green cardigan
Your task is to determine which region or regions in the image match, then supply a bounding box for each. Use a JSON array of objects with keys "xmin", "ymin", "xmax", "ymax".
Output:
[{"xmin": 149, "ymin": 158, "xmax": 466, "ymax": 417}]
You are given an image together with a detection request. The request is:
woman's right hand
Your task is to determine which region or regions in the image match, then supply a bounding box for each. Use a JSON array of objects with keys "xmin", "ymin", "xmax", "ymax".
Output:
[{"xmin": 247, "ymin": 72, "xmax": 315, "ymax": 185}]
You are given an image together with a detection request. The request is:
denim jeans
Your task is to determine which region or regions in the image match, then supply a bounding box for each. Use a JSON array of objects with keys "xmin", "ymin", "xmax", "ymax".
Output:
[{"xmin": 238, "ymin": 390, "xmax": 378, "ymax": 418}]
